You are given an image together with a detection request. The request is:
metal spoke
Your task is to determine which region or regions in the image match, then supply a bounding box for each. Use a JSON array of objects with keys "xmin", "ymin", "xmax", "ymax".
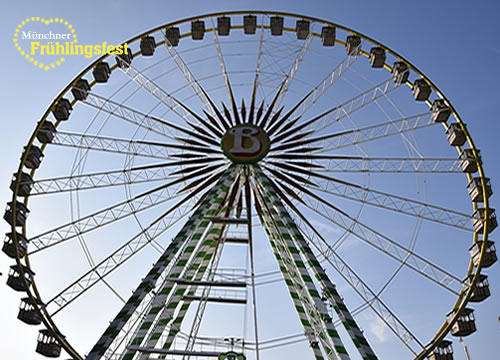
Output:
[
  {"xmin": 311, "ymin": 176, "xmax": 472, "ymax": 231},
  {"xmin": 295, "ymin": 189, "xmax": 462, "ymax": 295},
  {"xmin": 28, "ymin": 165, "xmax": 223, "ymax": 254},
  {"xmin": 266, "ymin": 156, "xmax": 463, "ymax": 173},
  {"xmin": 293, "ymin": 212, "xmax": 425, "ymax": 355},
  {"xmin": 48, "ymin": 189, "xmax": 199, "ymax": 316},
  {"xmin": 49, "ymin": 131, "xmax": 186, "ymax": 159}
]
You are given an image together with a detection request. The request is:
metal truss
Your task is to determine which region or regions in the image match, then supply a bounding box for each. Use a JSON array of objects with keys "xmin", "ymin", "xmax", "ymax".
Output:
[
  {"xmin": 299, "ymin": 195, "xmax": 463, "ymax": 295},
  {"xmin": 50, "ymin": 131, "xmax": 180, "ymax": 159},
  {"xmin": 311, "ymin": 178, "xmax": 472, "ymax": 230},
  {"xmin": 29, "ymin": 180, "xmax": 186, "ymax": 254},
  {"xmin": 47, "ymin": 193, "xmax": 198, "ymax": 315}
]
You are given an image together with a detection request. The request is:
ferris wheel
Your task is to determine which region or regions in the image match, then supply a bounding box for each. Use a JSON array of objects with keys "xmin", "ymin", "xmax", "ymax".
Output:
[{"xmin": 4, "ymin": 10, "xmax": 497, "ymax": 360}]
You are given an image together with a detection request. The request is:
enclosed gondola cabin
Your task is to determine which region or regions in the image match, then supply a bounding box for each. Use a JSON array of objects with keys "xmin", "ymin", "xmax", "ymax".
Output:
[
  {"xmin": 36, "ymin": 330, "xmax": 62, "ymax": 358},
  {"xmin": 392, "ymin": 61, "xmax": 409, "ymax": 85},
  {"xmin": 345, "ymin": 35, "xmax": 361, "ymax": 55},
  {"xmin": 296, "ymin": 20, "xmax": 310, "ymax": 40},
  {"xmin": 52, "ymin": 98, "xmax": 72, "ymax": 121},
  {"xmin": 432, "ymin": 99, "xmax": 451, "ymax": 122},
  {"xmin": 2, "ymin": 232, "xmax": 29, "ymax": 258},
  {"xmin": 217, "ymin": 16, "xmax": 230, "ymax": 36},
  {"xmin": 469, "ymin": 240, "xmax": 497, "ymax": 268},
  {"xmin": 23, "ymin": 145, "xmax": 44, "ymax": 169},
  {"xmin": 465, "ymin": 274, "xmax": 490, "ymax": 302},
  {"xmin": 6, "ymin": 265, "xmax": 35, "ymax": 292},
  {"xmin": 115, "ymin": 50, "xmax": 133, "ymax": 69},
  {"xmin": 428, "ymin": 340, "xmax": 453, "ymax": 360},
  {"xmin": 37, "ymin": 121, "xmax": 57, "ymax": 144},
  {"xmin": 446, "ymin": 123, "xmax": 466, "ymax": 146},
  {"xmin": 4, "ymin": 201, "xmax": 30, "ymax": 227},
  {"xmin": 18, "ymin": 297, "xmax": 43, "ymax": 325},
  {"xmin": 92, "ymin": 62, "xmax": 111, "ymax": 83},
  {"xmin": 413, "ymin": 79, "xmax": 431, "ymax": 101},
  {"xmin": 460, "ymin": 149, "xmax": 480, "ymax": 173},
  {"xmin": 448, "ymin": 308, "xmax": 476, "ymax": 337},
  {"xmin": 369, "ymin": 47, "xmax": 386, "ymax": 68},
  {"xmin": 191, "ymin": 20, "xmax": 205, "ymax": 40},
  {"xmin": 243, "ymin": 15, "xmax": 257, "ymax": 34},
  {"xmin": 321, "ymin": 26, "xmax": 336, "ymax": 46},
  {"xmin": 71, "ymin": 79, "xmax": 90, "ymax": 101},
  {"xmin": 10, "ymin": 172, "xmax": 33, "ymax": 197},
  {"xmin": 165, "ymin": 27, "xmax": 180, "ymax": 46},
  {"xmin": 270, "ymin": 16, "xmax": 284, "ymax": 36},
  {"xmin": 140, "ymin": 35, "xmax": 156, "ymax": 56},
  {"xmin": 467, "ymin": 177, "xmax": 492, "ymax": 203},
  {"xmin": 472, "ymin": 208, "xmax": 497, "ymax": 234}
]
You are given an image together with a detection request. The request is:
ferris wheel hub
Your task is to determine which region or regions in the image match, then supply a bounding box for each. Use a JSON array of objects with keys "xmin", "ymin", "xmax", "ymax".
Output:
[{"xmin": 221, "ymin": 123, "xmax": 269, "ymax": 164}]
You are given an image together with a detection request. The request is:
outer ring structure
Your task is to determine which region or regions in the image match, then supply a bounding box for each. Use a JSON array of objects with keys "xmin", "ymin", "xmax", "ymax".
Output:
[{"xmin": 8, "ymin": 11, "xmax": 490, "ymax": 360}]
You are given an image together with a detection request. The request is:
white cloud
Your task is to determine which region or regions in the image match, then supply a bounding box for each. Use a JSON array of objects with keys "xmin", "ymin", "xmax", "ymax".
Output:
[{"xmin": 368, "ymin": 316, "xmax": 391, "ymax": 343}]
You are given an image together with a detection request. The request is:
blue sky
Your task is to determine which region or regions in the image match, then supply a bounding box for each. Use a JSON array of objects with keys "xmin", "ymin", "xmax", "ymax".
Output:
[{"xmin": 0, "ymin": 1, "xmax": 499, "ymax": 359}]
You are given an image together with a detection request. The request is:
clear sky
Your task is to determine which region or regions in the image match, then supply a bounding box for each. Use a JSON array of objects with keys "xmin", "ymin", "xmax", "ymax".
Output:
[{"xmin": 0, "ymin": 1, "xmax": 499, "ymax": 359}]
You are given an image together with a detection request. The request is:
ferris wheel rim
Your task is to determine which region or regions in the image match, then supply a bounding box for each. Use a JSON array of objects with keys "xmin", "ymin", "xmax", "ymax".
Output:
[{"xmin": 7, "ymin": 10, "xmax": 491, "ymax": 360}]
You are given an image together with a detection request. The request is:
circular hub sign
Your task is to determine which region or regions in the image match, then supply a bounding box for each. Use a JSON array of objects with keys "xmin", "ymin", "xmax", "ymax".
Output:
[{"xmin": 221, "ymin": 124, "xmax": 270, "ymax": 164}]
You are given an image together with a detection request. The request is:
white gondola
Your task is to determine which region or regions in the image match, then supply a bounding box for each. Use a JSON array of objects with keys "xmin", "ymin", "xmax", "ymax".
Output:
[
  {"xmin": 115, "ymin": 49, "xmax": 133, "ymax": 68},
  {"xmin": 191, "ymin": 20, "xmax": 205, "ymax": 40},
  {"xmin": 52, "ymin": 98, "xmax": 72, "ymax": 121},
  {"xmin": 448, "ymin": 308, "xmax": 476, "ymax": 337},
  {"xmin": 446, "ymin": 123, "xmax": 466, "ymax": 146},
  {"xmin": 345, "ymin": 35, "xmax": 361, "ymax": 55},
  {"xmin": 18, "ymin": 297, "xmax": 43, "ymax": 325},
  {"xmin": 413, "ymin": 79, "xmax": 431, "ymax": 101},
  {"xmin": 428, "ymin": 340, "xmax": 453, "ymax": 360},
  {"xmin": 2, "ymin": 232, "xmax": 29, "ymax": 258},
  {"xmin": 140, "ymin": 35, "xmax": 156, "ymax": 56},
  {"xmin": 392, "ymin": 61, "xmax": 409, "ymax": 85},
  {"xmin": 459, "ymin": 149, "xmax": 480, "ymax": 173},
  {"xmin": 37, "ymin": 120, "xmax": 57, "ymax": 144},
  {"xmin": 71, "ymin": 78, "xmax": 90, "ymax": 101},
  {"xmin": 270, "ymin": 16, "xmax": 283, "ymax": 36},
  {"xmin": 36, "ymin": 330, "xmax": 62, "ymax": 358},
  {"xmin": 321, "ymin": 26, "xmax": 336, "ymax": 46},
  {"xmin": 217, "ymin": 16, "xmax": 230, "ymax": 36},
  {"xmin": 10, "ymin": 172, "xmax": 33, "ymax": 196},
  {"xmin": 165, "ymin": 27, "xmax": 180, "ymax": 46},
  {"xmin": 92, "ymin": 62, "xmax": 111, "ymax": 83},
  {"xmin": 467, "ymin": 177, "xmax": 492, "ymax": 202},
  {"xmin": 6, "ymin": 265, "xmax": 35, "ymax": 292},
  {"xmin": 432, "ymin": 99, "xmax": 451, "ymax": 122},
  {"xmin": 4, "ymin": 201, "xmax": 30, "ymax": 227},
  {"xmin": 296, "ymin": 20, "xmax": 310, "ymax": 40},
  {"xmin": 22, "ymin": 145, "xmax": 44, "ymax": 169},
  {"xmin": 244, "ymin": 15, "xmax": 256, "ymax": 34},
  {"xmin": 465, "ymin": 274, "xmax": 490, "ymax": 302},
  {"xmin": 469, "ymin": 240, "xmax": 497, "ymax": 268},
  {"xmin": 369, "ymin": 47, "xmax": 385, "ymax": 68},
  {"xmin": 472, "ymin": 207, "xmax": 497, "ymax": 234}
]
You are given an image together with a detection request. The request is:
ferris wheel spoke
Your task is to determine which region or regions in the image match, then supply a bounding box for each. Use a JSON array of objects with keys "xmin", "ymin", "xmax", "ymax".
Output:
[
  {"xmin": 266, "ymin": 155, "xmax": 463, "ymax": 173},
  {"xmin": 248, "ymin": 17, "xmax": 266, "ymax": 125},
  {"xmin": 271, "ymin": 112, "xmax": 435, "ymax": 152},
  {"xmin": 292, "ymin": 211, "xmax": 425, "ymax": 355},
  {"xmin": 28, "ymin": 165, "xmax": 221, "ymax": 254},
  {"xmin": 210, "ymin": 20, "xmax": 241, "ymax": 125},
  {"xmin": 263, "ymin": 162, "xmax": 472, "ymax": 230},
  {"xmin": 296, "ymin": 192, "xmax": 462, "ymax": 295},
  {"xmin": 273, "ymin": 75, "xmax": 402, "ymax": 143},
  {"xmin": 265, "ymin": 42, "xmax": 362, "ymax": 139},
  {"xmin": 83, "ymin": 92, "xmax": 220, "ymax": 147},
  {"xmin": 47, "ymin": 187, "xmax": 201, "ymax": 316},
  {"xmin": 311, "ymin": 177, "xmax": 472, "ymax": 231},
  {"xmin": 48, "ymin": 131, "xmax": 186, "ymax": 159}
]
